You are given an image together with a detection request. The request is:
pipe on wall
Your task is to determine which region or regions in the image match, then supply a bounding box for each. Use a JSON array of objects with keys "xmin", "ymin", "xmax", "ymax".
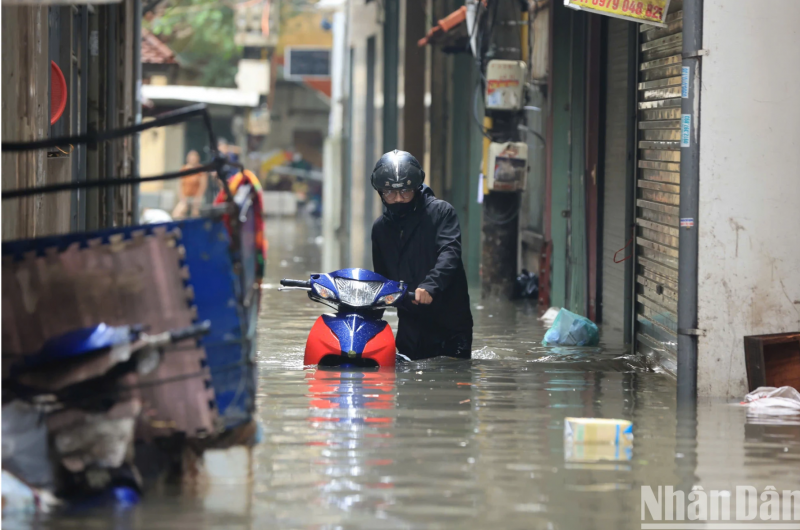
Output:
[
  {"xmin": 105, "ymin": 3, "xmax": 117, "ymax": 227},
  {"xmin": 677, "ymin": 0, "xmax": 703, "ymax": 402},
  {"xmin": 131, "ymin": 0, "xmax": 142, "ymax": 225}
]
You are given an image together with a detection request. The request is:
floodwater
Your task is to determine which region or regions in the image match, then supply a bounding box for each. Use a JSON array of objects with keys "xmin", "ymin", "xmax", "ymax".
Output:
[{"xmin": 11, "ymin": 216, "xmax": 800, "ymax": 529}]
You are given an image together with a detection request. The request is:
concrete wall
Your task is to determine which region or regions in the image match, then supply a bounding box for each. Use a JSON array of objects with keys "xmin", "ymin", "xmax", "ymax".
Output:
[
  {"xmin": 139, "ymin": 122, "xmax": 184, "ymax": 212},
  {"xmin": 322, "ymin": 10, "xmax": 346, "ymax": 272},
  {"xmin": 335, "ymin": 0, "xmax": 428, "ymax": 270},
  {"xmin": 345, "ymin": 0, "xmax": 383, "ymax": 269},
  {"xmin": 263, "ymin": 81, "xmax": 330, "ymax": 155},
  {"xmin": 322, "ymin": 136, "xmax": 343, "ymax": 271},
  {"xmin": 697, "ymin": 0, "xmax": 800, "ymax": 397}
]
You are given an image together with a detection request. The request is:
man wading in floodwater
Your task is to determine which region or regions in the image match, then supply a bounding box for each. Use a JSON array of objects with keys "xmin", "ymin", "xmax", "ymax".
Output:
[{"xmin": 370, "ymin": 150, "xmax": 474, "ymax": 361}]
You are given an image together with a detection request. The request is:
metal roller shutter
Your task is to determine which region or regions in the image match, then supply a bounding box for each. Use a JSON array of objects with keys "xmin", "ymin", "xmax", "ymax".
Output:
[
  {"xmin": 600, "ymin": 18, "xmax": 632, "ymax": 338},
  {"xmin": 634, "ymin": 0, "xmax": 683, "ymax": 370}
]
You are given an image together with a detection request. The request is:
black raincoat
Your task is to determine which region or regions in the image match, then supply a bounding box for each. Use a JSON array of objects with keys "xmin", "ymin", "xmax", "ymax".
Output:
[{"xmin": 371, "ymin": 185, "xmax": 473, "ymax": 360}]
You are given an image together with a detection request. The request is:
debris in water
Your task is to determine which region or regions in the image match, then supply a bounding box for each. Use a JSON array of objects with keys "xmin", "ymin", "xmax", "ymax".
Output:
[
  {"xmin": 538, "ymin": 307, "xmax": 560, "ymax": 326},
  {"xmin": 542, "ymin": 308, "xmax": 599, "ymax": 347},
  {"xmin": 740, "ymin": 386, "xmax": 800, "ymax": 415},
  {"xmin": 1, "ymin": 470, "xmax": 60, "ymax": 516},
  {"xmin": 564, "ymin": 418, "xmax": 633, "ymax": 465},
  {"xmin": 564, "ymin": 418, "xmax": 633, "ymax": 445},
  {"xmin": 2, "ymin": 401, "xmax": 54, "ymax": 489}
]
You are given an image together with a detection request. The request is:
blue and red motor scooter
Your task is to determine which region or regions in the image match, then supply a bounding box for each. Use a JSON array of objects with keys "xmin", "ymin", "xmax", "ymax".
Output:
[{"xmin": 279, "ymin": 268, "xmax": 407, "ymax": 368}]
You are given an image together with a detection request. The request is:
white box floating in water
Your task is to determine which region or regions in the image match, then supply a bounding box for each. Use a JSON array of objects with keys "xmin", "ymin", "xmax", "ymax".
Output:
[{"xmin": 564, "ymin": 417, "xmax": 633, "ymax": 445}]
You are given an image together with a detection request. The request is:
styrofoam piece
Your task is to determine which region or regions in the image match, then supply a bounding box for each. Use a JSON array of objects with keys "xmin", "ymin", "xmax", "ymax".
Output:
[
  {"xmin": 538, "ymin": 307, "xmax": 560, "ymax": 327},
  {"xmin": 202, "ymin": 446, "xmax": 252, "ymax": 484}
]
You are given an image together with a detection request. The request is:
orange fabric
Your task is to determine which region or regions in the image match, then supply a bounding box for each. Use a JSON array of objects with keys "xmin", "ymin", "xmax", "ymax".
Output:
[
  {"xmin": 213, "ymin": 170, "xmax": 268, "ymax": 276},
  {"xmin": 179, "ymin": 165, "xmax": 206, "ymax": 198}
]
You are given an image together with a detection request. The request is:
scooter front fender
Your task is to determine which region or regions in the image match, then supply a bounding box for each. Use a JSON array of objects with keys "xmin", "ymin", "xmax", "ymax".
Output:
[
  {"xmin": 304, "ymin": 316, "xmax": 342, "ymax": 366},
  {"xmin": 303, "ymin": 314, "xmax": 396, "ymax": 367}
]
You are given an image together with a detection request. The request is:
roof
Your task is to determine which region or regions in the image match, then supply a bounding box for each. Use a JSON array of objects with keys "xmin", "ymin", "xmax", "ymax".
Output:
[
  {"xmin": 300, "ymin": 78, "xmax": 332, "ymax": 99},
  {"xmin": 141, "ymin": 84, "xmax": 260, "ymax": 107},
  {"xmin": 418, "ymin": 6, "xmax": 467, "ymax": 47},
  {"xmin": 142, "ymin": 28, "xmax": 177, "ymax": 65}
]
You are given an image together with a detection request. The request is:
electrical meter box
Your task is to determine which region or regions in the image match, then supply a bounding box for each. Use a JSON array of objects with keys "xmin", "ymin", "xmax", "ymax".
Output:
[
  {"xmin": 487, "ymin": 141, "xmax": 528, "ymax": 192},
  {"xmin": 485, "ymin": 60, "xmax": 527, "ymax": 111}
]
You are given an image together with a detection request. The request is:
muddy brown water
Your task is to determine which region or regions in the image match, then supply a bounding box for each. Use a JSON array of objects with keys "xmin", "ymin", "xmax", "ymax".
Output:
[{"xmin": 9, "ymin": 216, "xmax": 800, "ymax": 529}]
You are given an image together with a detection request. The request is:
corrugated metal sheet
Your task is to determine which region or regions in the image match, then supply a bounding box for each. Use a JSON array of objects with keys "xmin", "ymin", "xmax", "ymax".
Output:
[
  {"xmin": 634, "ymin": 0, "xmax": 682, "ymax": 367},
  {"xmin": 601, "ymin": 18, "xmax": 631, "ymax": 337}
]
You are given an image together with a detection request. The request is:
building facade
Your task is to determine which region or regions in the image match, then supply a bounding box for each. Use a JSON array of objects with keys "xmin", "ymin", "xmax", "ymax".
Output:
[
  {"xmin": 327, "ymin": 0, "xmax": 800, "ymax": 397},
  {"xmin": 2, "ymin": 0, "xmax": 141, "ymax": 237}
]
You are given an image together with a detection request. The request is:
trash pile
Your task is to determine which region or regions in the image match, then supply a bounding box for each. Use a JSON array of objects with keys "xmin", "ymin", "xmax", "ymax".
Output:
[
  {"xmin": 512, "ymin": 269, "xmax": 539, "ymax": 300},
  {"xmin": 2, "ymin": 321, "xmax": 211, "ymax": 515},
  {"xmin": 2, "ymin": 185, "xmax": 263, "ymax": 519},
  {"xmin": 541, "ymin": 308, "xmax": 600, "ymax": 347}
]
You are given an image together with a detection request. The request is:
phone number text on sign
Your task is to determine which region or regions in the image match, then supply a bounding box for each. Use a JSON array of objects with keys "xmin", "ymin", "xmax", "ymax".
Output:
[{"xmin": 564, "ymin": 0, "xmax": 670, "ymax": 26}]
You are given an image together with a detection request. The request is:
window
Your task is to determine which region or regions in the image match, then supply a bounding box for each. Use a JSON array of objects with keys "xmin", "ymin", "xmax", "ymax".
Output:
[{"xmin": 284, "ymin": 48, "xmax": 331, "ymax": 78}]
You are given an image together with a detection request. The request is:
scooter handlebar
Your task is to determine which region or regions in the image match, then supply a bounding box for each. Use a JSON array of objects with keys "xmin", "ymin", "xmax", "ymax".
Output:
[{"xmin": 280, "ymin": 279, "xmax": 311, "ymax": 288}]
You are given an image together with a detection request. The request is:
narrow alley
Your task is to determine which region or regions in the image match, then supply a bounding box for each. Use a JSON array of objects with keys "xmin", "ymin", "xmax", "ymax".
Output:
[
  {"xmin": 10, "ymin": 215, "xmax": 797, "ymax": 530},
  {"xmin": 3, "ymin": 0, "xmax": 800, "ymax": 527}
]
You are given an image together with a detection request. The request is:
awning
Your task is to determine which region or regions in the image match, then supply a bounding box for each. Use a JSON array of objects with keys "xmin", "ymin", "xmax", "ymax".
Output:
[
  {"xmin": 141, "ymin": 85, "xmax": 261, "ymax": 108},
  {"xmin": 417, "ymin": 6, "xmax": 467, "ymax": 47}
]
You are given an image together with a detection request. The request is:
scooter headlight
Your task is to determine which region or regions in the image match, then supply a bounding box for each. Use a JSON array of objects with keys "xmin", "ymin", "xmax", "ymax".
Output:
[
  {"xmin": 333, "ymin": 278, "xmax": 384, "ymax": 307},
  {"xmin": 313, "ymin": 283, "xmax": 336, "ymax": 300},
  {"xmin": 377, "ymin": 292, "xmax": 403, "ymax": 306}
]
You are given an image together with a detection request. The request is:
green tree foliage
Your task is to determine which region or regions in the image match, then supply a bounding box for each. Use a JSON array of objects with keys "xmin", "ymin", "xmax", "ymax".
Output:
[{"xmin": 146, "ymin": 0, "xmax": 241, "ymax": 87}]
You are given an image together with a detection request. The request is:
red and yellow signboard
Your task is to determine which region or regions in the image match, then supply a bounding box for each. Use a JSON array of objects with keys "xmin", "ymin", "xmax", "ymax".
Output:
[{"xmin": 564, "ymin": 0, "xmax": 671, "ymax": 27}]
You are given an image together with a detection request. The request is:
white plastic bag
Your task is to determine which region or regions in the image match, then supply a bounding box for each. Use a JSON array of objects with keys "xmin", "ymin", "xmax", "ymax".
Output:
[
  {"xmin": 742, "ymin": 386, "xmax": 800, "ymax": 415},
  {"xmin": 2, "ymin": 401, "xmax": 54, "ymax": 488},
  {"xmin": 1, "ymin": 470, "xmax": 59, "ymax": 515}
]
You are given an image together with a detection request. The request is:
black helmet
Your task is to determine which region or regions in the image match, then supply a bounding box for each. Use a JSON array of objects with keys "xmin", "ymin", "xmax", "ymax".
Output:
[{"xmin": 370, "ymin": 150, "xmax": 425, "ymax": 192}]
